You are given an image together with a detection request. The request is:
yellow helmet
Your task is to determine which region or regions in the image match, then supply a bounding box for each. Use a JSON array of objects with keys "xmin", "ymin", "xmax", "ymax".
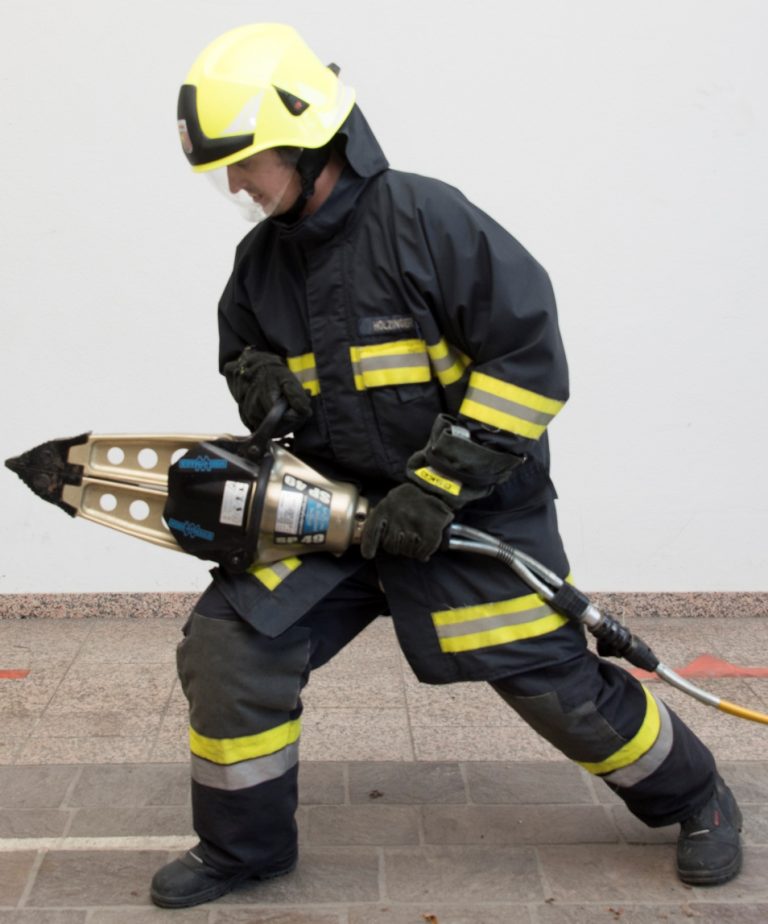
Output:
[{"xmin": 178, "ymin": 23, "xmax": 356, "ymax": 172}]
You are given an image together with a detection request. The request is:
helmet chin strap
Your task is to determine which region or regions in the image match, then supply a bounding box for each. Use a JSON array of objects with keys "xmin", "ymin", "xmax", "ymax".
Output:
[{"xmin": 273, "ymin": 143, "xmax": 333, "ymax": 224}]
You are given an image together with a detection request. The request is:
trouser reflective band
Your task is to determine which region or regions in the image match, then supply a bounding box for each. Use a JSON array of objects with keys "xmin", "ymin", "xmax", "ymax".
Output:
[
  {"xmin": 577, "ymin": 686, "xmax": 672, "ymax": 785},
  {"xmin": 601, "ymin": 697, "xmax": 674, "ymax": 788},
  {"xmin": 189, "ymin": 719, "xmax": 301, "ymax": 791},
  {"xmin": 432, "ymin": 593, "xmax": 569, "ymax": 654}
]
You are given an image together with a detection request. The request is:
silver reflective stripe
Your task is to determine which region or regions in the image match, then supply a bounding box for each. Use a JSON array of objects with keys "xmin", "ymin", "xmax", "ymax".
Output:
[
  {"xmin": 430, "ymin": 352, "xmax": 456, "ymax": 375},
  {"xmin": 463, "ymin": 386, "xmax": 555, "ymax": 427},
  {"xmin": 190, "ymin": 741, "xmax": 299, "ymax": 792},
  {"xmin": 270, "ymin": 560, "xmax": 296, "ymax": 582},
  {"xmin": 292, "ymin": 367, "xmax": 316, "ymax": 385},
  {"xmin": 601, "ymin": 698, "xmax": 674, "ymax": 788},
  {"xmin": 351, "ymin": 352, "xmax": 429, "ymax": 376},
  {"xmin": 435, "ymin": 604, "xmax": 555, "ymax": 639}
]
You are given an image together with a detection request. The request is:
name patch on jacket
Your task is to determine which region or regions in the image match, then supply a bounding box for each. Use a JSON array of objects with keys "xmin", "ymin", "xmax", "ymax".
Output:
[{"xmin": 358, "ymin": 316, "xmax": 418, "ymax": 336}]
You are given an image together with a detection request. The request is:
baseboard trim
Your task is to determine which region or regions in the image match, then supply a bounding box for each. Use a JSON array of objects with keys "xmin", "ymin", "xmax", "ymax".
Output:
[{"xmin": 0, "ymin": 591, "xmax": 765, "ymax": 620}]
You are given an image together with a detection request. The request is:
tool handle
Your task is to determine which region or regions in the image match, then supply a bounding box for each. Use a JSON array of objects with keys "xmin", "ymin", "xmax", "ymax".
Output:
[{"xmin": 243, "ymin": 398, "xmax": 289, "ymax": 459}]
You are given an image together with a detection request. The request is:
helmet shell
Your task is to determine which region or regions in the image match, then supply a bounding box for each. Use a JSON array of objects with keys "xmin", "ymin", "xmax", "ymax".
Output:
[{"xmin": 178, "ymin": 23, "xmax": 356, "ymax": 172}]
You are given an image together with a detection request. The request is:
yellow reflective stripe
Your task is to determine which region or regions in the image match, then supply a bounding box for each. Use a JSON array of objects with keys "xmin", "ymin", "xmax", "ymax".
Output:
[
  {"xmin": 412, "ymin": 467, "xmax": 462, "ymax": 496},
  {"xmin": 351, "ymin": 338, "xmax": 427, "ymax": 359},
  {"xmin": 433, "ymin": 590, "xmax": 547, "ymax": 626},
  {"xmin": 355, "ymin": 366, "xmax": 430, "ymax": 389},
  {"xmin": 432, "ymin": 578, "xmax": 575, "ymax": 654},
  {"xmin": 287, "ymin": 353, "xmax": 316, "ymax": 372},
  {"xmin": 349, "ymin": 339, "xmax": 431, "ymax": 390},
  {"xmin": 471, "ymin": 372, "xmax": 564, "ymax": 416},
  {"xmin": 426, "ymin": 339, "xmax": 471, "ymax": 387},
  {"xmin": 248, "ymin": 557, "xmax": 302, "ymax": 591},
  {"xmin": 578, "ymin": 687, "xmax": 661, "ymax": 776},
  {"xmin": 190, "ymin": 719, "xmax": 301, "ymax": 766},
  {"xmin": 287, "ymin": 353, "xmax": 320, "ymax": 396},
  {"xmin": 460, "ymin": 371, "xmax": 565, "ymax": 439},
  {"xmin": 438, "ymin": 613, "xmax": 568, "ymax": 653},
  {"xmin": 459, "ymin": 398, "xmax": 546, "ymax": 440}
]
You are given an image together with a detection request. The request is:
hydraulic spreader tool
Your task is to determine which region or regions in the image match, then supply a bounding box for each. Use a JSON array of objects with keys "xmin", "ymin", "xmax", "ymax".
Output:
[{"xmin": 7, "ymin": 405, "xmax": 768, "ymax": 727}]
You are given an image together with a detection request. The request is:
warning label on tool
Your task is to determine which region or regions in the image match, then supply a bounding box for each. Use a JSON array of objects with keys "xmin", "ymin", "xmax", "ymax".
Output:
[
  {"xmin": 274, "ymin": 475, "xmax": 332, "ymax": 545},
  {"xmin": 219, "ymin": 480, "xmax": 249, "ymax": 527}
]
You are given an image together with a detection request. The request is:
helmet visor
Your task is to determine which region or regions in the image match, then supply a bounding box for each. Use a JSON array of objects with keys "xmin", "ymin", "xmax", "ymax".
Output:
[{"xmin": 206, "ymin": 148, "xmax": 303, "ymax": 223}]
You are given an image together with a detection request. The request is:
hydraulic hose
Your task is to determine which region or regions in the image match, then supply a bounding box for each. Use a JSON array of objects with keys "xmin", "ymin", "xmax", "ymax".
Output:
[
  {"xmin": 447, "ymin": 523, "xmax": 768, "ymax": 726},
  {"xmin": 7, "ymin": 414, "xmax": 767, "ymax": 728}
]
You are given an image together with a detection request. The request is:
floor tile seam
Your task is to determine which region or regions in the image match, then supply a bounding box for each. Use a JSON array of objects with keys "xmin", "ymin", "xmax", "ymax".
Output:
[
  {"xmin": 415, "ymin": 802, "xmax": 426, "ymax": 847},
  {"xmin": 532, "ymin": 899, "xmax": 768, "ymax": 908},
  {"xmin": 6, "ymin": 628, "xmax": 97, "ymax": 761},
  {"xmin": 11, "ymin": 756, "xmax": 762, "ymax": 768},
  {"xmin": 148, "ymin": 671, "xmax": 184, "ymax": 762},
  {"xmin": 599, "ymin": 800, "xmax": 626, "ymax": 845},
  {"xmin": 743, "ymin": 677, "xmax": 768, "ymax": 708},
  {"xmin": 341, "ymin": 762, "xmax": 350, "ymax": 805},
  {"xmin": 457, "ymin": 760, "xmax": 472, "ymax": 804},
  {"xmin": 21, "ymin": 620, "xmax": 100, "ymax": 758},
  {"xmin": 374, "ymin": 846, "xmax": 385, "ymax": 904},
  {"xmin": 531, "ymin": 845, "xmax": 555, "ymax": 903},
  {"xmin": 6, "ymin": 901, "xmax": 759, "ymax": 917},
  {"xmin": 13, "ymin": 714, "xmax": 43, "ymax": 760},
  {"xmin": 579, "ymin": 767, "xmax": 603, "ymax": 805},
  {"xmin": 206, "ymin": 908, "xmax": 350, "ymax": 922},
  {"xmin": 59, "ymin": 766, "xmax": 85, "ymax": 824},
  {"xmin": 397, "ymin": 650, "xmax": 418, "ymax": 762},
  {"xmin": 13, "ymin": 846, "xmax": 46, "ymax": 909},
  {"xmin": 335, "ymin": 898, "xmax": 768, "ymax": 907}
]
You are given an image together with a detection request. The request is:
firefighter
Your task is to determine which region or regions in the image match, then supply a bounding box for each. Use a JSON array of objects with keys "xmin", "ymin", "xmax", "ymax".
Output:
[{"xmin": 152, "ymin": 23, "xmax": 743, "ymax": 908}]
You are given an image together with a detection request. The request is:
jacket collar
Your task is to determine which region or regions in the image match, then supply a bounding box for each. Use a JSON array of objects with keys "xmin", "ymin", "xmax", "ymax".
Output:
[{"xmin": 272, "ymin": 105, "xmax": 388, "ymax": 244}]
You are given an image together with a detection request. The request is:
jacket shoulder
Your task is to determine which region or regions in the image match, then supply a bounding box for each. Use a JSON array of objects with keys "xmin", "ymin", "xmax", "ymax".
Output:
[
  {"xmin": 373, "ymin": 169, "xmax": 469, "ymax": 212},
  {"xmin": 374, "ymin": 170, "xmax": 542, "ymax": 271}
]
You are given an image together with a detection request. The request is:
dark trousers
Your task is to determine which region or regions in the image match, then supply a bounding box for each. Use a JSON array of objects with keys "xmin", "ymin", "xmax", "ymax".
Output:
[{"xmin": 178, "ymin": 561, "xmax": 716, "ymax": 873}]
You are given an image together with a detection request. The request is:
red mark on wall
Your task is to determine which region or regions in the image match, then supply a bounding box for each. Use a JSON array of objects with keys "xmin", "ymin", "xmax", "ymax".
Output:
[
  {"xmin": 630, "ymin": 654, "xmax": 768, "ymax": 682},
  {"xmin": 0, "ymin": 669, "xmax": 30, "ymax": 680}
]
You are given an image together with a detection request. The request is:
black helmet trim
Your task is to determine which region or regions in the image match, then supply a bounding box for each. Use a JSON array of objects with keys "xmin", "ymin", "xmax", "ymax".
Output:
[
  {"xmin": 177, "ymin": 84, "xmax": 254, "ymax": 168},
  {"xmin": 273, "ymin": 86, "xmax": 310, "ymax": 117}
]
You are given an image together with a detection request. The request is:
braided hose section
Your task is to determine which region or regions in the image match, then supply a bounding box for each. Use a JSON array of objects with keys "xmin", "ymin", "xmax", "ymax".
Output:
[{"xmin": 447, "ymin": 523, "xmax": 768, "ymax": 726}]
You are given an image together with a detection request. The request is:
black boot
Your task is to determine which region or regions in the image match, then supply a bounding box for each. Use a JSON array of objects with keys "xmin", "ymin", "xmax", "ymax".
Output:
[
  {"xmin": 677, "ymin": 776, "xmax": 743, "ymax": 885},
  {"xmin": 150, "ymin": 845, "xmax": 296, "ymax": 908}
]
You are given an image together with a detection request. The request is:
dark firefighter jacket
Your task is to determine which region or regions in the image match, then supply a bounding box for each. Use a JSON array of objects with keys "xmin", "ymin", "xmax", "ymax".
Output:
[{"xmin": 213, "ymin": 106, "xmax": 573, "ymax": 684}]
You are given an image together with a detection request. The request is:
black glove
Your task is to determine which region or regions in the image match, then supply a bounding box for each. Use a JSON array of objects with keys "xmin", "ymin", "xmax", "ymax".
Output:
[
  {"xmin": 223, "ymin": 347, "xmax": 312, "ymax": 435},
  {"xmin": 406, "ymin": 414, "xmax": 524, "ymax": 509},
  {"xmin": 360, "ymin": 483, "xmax": 454, "ymax": 561}
]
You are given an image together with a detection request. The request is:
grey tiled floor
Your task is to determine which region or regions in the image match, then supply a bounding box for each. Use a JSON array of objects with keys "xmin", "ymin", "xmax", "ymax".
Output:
[{"xmin": 0, "ymin": 612, "xmax": 767, "ymax": 920}]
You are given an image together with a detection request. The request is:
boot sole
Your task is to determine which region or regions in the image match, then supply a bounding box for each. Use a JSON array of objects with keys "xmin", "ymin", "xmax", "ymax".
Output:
[
  {"xmin": 151, "ymin": 869, "xmax": 253, "ymax": 909},
  {"xmin": 677, "ymin": 850, "xmax": 742, "ymax": 886},
  {"xmin": 151, "ymin": 861, "xmax": 296, "ymax": 909}
]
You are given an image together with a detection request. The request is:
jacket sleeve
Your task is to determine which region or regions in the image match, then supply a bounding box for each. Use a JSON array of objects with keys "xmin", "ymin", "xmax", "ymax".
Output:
[
  {"xmin": 414, "ymin": 181, "xmax": 569, "ymax": 456},
  {"xmin": 217, "ymin": 234, "xmax": 271, "ymax": 374}
]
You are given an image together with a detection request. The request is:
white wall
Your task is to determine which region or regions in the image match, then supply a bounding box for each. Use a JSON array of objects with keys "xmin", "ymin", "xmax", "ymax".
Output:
[{"xmin": 1, "ymin": 0, "xmax": 765, "ymax": 593}]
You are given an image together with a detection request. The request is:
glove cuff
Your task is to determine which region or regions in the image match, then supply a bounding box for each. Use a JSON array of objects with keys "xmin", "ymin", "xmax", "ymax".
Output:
[
  {"xmin": 222, "ymin": 347, "xmax": 312, "ymax": 436},
  {"xmin": 223, "ymin": 348, "xmax": 285, "ymax": 402},
  {"xmin": 406, "ymin": 414, "xmax": 524, "ymax": 509}
]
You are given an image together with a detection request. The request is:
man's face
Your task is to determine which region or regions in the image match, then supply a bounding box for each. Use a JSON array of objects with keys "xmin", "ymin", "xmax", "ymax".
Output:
[{"xmin": 226, "ymin": 149, "xmax": 301, "ymax": 217}]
